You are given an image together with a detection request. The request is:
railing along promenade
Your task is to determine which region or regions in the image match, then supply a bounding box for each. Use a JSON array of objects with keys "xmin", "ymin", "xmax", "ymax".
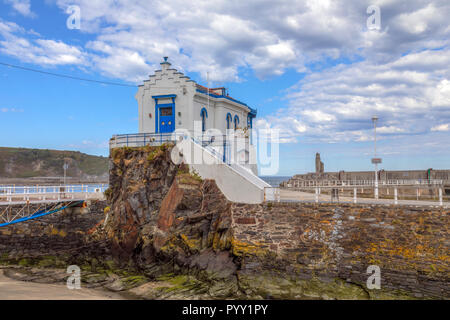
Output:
[
  {"xmin": 284, "ymin": 179, "xmax": 446, "ymax": 206},
  {"xmin": 284, "ymin": 179, "xmax": 444, "ymax": 189},
  {"xmin": 0, "ymin": 184, "xmax": 108, "ymax": 204}
]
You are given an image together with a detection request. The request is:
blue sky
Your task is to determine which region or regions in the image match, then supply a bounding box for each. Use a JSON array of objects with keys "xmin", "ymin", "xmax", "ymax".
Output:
[{"xmin": 0, "ymin": 0, "xmax": 449, "ymax": 176}]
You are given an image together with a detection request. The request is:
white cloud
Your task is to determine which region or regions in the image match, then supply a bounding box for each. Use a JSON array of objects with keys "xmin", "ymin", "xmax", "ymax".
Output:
[
  {"xmin": 0, "ymin": 0, "xmax": 448, "ymax": 83},
  {"xmin": 4, "ymin": 0, "xmax": 35, "ymax": 17},
  {"xmin": 86, "ymin": 41, "xmax": 152, "ymax": 82},
  {"xmin": 395, "ymin": 3, "xmax": 437, "ymax": 35},
  {"xmin": 0, "ymin": 0, "xmax": 449, "ymax": 145},
  {"xmin": 260, "ymin": 48, "xmax": 450, "ymax": 143},
  {"xmin": 302, "ymin": 110, "xmax": 336, "ymax": 123},
  {"xmin": 48, "ymin": 0, "xmax": 450, "ymax": 82},
  {"xmin": 431, "ymin": 123, "xmax": 450, "ymax": 132},
  {"xmin": 254, "ymin": 118, "xmax": 298, "ymax": 143},
  {"xmin": 377, "ymin": 126, "xmax": 405, "ymax": 134},
  {"xmin": 429, "ymin": 79, "xmax": 450, "ymax": 107},
  {"xmin": 0, "ymin": 19, "xmax": 88, "ymax": 66}
]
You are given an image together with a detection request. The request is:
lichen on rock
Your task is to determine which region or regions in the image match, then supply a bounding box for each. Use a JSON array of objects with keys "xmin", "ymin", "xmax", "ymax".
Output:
[{"xmin": 100, "ymin": 145, "xmax": 449, "ymax": 300}]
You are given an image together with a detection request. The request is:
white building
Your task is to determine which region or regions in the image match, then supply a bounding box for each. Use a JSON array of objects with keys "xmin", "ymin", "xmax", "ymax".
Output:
[
  {"xmin": 135, "ymin": 57, "xmax": 257, "ymax": 135},
  {"xmin": 110, "ymin": 57, "xmax": 278, "ymax": 203}
]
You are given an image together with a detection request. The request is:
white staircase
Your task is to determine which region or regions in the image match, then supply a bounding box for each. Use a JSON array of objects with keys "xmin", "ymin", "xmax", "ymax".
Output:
[{"xmin": 179, "ymin": 137, "xmax": 278, "ymax": 204}]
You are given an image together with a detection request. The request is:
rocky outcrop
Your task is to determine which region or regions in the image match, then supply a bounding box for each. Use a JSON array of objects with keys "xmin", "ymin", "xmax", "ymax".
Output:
[
  {"xmin": 103, "ymin": 145, "xmax": 449, "ymax": 299},
  {"xmin": 104, "ymin": 144, "xmax": 240, "ymax": 297},
  {"xmin": 0, "ymin": 200, "xmax": 112, "ymax": 268}
]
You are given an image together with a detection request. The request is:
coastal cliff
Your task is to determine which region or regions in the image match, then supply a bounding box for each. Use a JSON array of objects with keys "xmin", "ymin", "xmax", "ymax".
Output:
[
  {"xmin": 102, "ymin": 144, "xmax": 449, "ymax": 299},
  {"xmin": 103, "ymin": 144, "xmax": 238, "ymax": 297}
]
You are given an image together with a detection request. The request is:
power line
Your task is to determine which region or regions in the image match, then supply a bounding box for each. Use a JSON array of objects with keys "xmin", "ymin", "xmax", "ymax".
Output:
[
  {"xmin": 0, "ymin": 61, "xmax": 210, "ymax": 90},
  {"xmin": 0, "ymin": 61, "xmax": 137, "ymax": 88}
]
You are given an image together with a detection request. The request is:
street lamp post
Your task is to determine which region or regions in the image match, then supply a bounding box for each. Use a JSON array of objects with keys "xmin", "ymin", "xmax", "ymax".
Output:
[
  {"xmin": 371, "ymin": 116, "xmax": 381, "ymax": 200},
  {"xmin": 63, "ymin": 162, "xmax": 68, "ymax": 186}
]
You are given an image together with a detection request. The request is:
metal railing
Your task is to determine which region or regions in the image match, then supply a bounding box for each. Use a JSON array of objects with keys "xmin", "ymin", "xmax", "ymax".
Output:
[
  {"xmin": 110, "ymin": 132, "xmax": 254, "ymax": 162},
  {"xmin": 308, "ymin": 186, "xmax": 445, "ymax": 206},
  {"xmin": 110, "ymin": 132, "xmax": 231, "ymax": 161},
  {"xmin": 110, "ymin": 132, "xmax": 180, "ymax": 148},
  {"xmin": 191, "ymin": 135, "xmax": 229, "ymax": 163},
  {"xmin": 110, "ymin": 132, "xmax": 242, "ymax": 165},
  {"xmin": 189, "ymin": 137, "xmax": 273, "ymax": 192},
  {"xmin": 0, "ymin": 184, "xmax": 108, "ymax": 203},
  {"xmin": 284, "ymin": 179, "xmax": 444, "ymax": 189},
  {"xmin": 189, "ymin": 135, "xmax": 279, "ymax": 202}
]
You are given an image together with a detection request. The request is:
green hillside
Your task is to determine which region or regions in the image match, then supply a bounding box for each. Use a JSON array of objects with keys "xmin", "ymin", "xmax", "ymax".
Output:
[{"xmin": 0, "ymin": 147, "xmax": 108, "ymax": 179}]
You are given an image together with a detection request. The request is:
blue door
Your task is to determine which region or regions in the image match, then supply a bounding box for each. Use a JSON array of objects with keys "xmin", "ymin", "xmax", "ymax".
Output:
[{"xmin": 159, "ymin": 106, "xmax": 174, "ymax": 133}]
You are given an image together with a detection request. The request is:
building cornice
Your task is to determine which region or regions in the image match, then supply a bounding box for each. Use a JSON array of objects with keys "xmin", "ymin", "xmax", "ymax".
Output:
[{"xmin": 195, "ymin": 90, "xmax": 252, "ymax": 112}]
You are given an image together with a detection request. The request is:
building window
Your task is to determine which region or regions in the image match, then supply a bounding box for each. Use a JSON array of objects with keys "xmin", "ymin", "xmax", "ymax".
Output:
[
  {"xmin": 226, "ymin": 113, "xmax": 232, "ymax": 130},
  {"xmin": 234, "ymin": 115, "xmax": 239, "ymax": 130},
  {"xmin": 160, "ymin": 107, "xmax": 172, "ymax": 116},
  {"xmin": 247, "ymin": 115, "xmax": 252, "ymax": 128},
  {"xmin": 200, "ymin": 107, "xmax": 208, "ymax": 132}
]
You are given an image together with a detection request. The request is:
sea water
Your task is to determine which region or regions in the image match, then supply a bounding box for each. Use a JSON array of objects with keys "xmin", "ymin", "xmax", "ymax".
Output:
[{"xmin": 259, "ymin": 176, "xmax": 290, "ymax": 187}]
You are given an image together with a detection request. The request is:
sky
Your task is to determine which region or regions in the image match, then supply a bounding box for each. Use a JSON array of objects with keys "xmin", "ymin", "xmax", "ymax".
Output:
[{"xmin": 0, "ymin": 0, "xmax": 449, "ymax": 176}]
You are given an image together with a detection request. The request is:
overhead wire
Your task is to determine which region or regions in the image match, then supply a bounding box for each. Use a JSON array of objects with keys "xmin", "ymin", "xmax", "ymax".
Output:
[
  {"xmin": 0, "ymin": 61, "xmax": 209, "ymax": 89},
  {"xmin": 0, "ymin": 61, "xmax": 137, "ymax": 87}
]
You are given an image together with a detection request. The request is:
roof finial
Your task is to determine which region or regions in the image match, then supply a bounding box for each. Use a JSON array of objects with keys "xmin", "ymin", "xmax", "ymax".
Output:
[{"xmin": 163, "ymin": 56, "xmax": 168, "ymax": 62}]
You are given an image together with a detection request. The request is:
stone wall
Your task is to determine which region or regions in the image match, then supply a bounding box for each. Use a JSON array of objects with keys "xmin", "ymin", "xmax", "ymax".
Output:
[
  {"xmin": 232, "ymin": 202, "xmax": 449, "ymax": 299},
  {"xmin": 104, "ymin": 145, "xmax": 449, "ymax": 299},
  {"xmin": 0, "ymin": 200, "xmax": 111, "ymax": 267}
]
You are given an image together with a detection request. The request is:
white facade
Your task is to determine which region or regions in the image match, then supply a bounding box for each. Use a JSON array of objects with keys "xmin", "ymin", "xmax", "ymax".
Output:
[
  {"xmin": 135, "ymin": 57, "xmax": 257, "ymax": 135},
  {"xmin": 116, "ymin": 57, "xmax": 277, "ymax": 204}
]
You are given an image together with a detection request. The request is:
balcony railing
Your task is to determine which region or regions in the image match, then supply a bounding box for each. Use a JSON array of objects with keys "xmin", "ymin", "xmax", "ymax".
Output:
[{"xmin": 109, "ymin": 132, "xmax": 180, "ymax": 148}]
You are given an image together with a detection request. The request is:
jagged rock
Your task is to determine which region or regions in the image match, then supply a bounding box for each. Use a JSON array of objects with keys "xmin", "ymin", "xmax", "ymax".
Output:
[{"xmin": 105, "ymin": 145, "xmax": 236, "ymax": 290}]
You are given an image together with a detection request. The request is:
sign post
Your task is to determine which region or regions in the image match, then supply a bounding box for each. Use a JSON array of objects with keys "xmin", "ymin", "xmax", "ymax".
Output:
[
  {"xmin": 371, "ymin": 157, "xmax": 382, "ymax": 200},
  {"xmin": 63, "ymin": 162, "xmax": 69, "ymax": 186},
  {"xmin": 371, "ymin": 116, "xmax": 381, "ymax": 200}
]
